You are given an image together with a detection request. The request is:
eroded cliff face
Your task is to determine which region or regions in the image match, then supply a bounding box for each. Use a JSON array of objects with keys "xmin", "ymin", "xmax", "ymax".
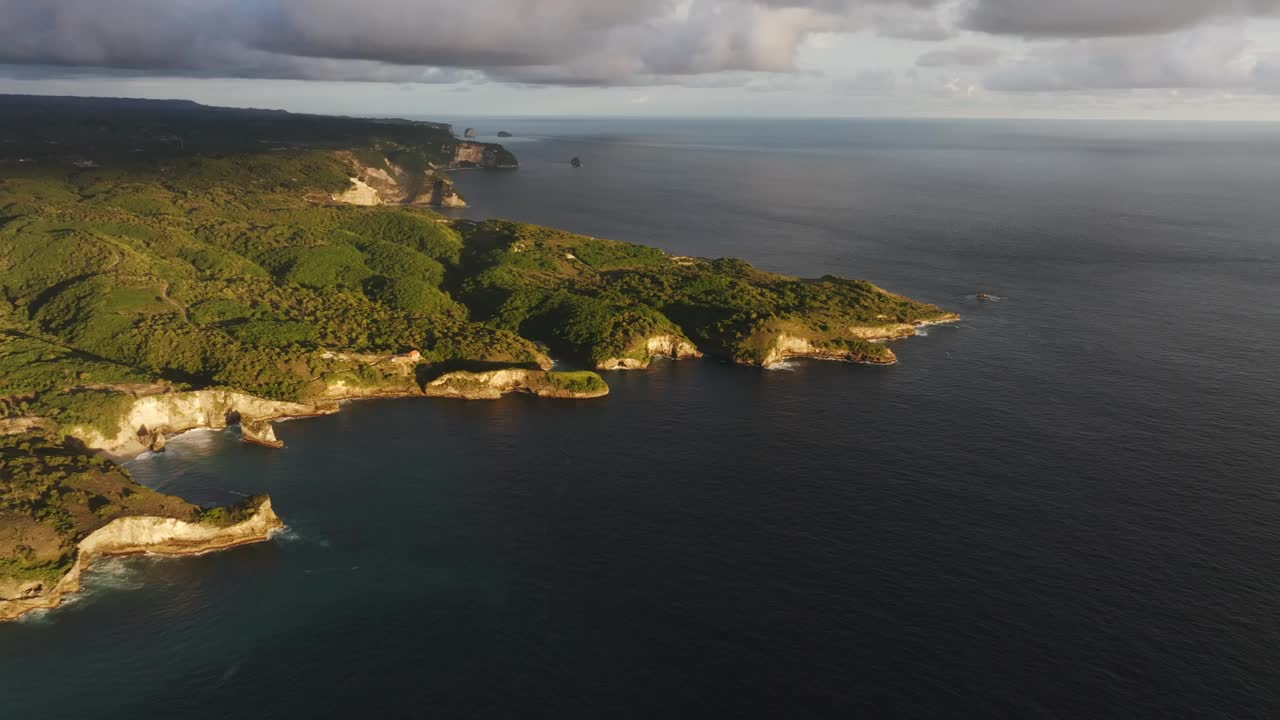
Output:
[
  {"xmin": 743, "ymin": 315, "xmax": 962, "ymax": 368},
  {"xmin": 424, "ymin": 369, "xmax": 608, "ymax": 400},
  {"xmin": 72, "ymin": 390, "xmax": 329, "ymax": 458},
  {"xmin": 241, "ymin": 420, "xmax": 283, "ymax": 449},
  {"xmin": 330, "ymin": 142, "xmax": 515, "ymax": 209},
  {"xmin": 449, "ymin": 142, "xmax": 518, "ymax": 169},
  {"xmin": 0, "ymin": 499, "xmax": 283, "ymax": 622},
  {"xmin": 842, "ymin": 314, "xmax": 960, "ymax": 341},
  {"xmin": 597, "ymin": 335, "xmax": 703, "ymax": 370},
  {"xmin": 331, "ymin": 176, "xmax": 384, "ymax": 206},
  {"xmin": 330, "ymin": 152, "xmax": 469, "ymax": 208},
  {"xmin": 758, "ymin": 334, "xmax": 897, "ymax": 368}
]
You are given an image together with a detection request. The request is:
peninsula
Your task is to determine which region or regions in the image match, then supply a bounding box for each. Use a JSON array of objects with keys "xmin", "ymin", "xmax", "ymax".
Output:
[{"xmin": 0, "ymin": 96, "xmax": 956, "ymax": 619}]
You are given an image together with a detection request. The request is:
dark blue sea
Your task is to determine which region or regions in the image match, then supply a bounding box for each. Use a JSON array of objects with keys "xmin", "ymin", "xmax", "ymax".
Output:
[{"xmin": 3, "ymin": 118, "xmax": 1279, "ymax": 718}]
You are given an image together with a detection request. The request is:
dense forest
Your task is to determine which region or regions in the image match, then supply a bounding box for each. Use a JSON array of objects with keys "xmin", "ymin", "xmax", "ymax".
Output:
[{"xmin": 0, "ymin": 96, "xmax": 951, "ymax": 439}]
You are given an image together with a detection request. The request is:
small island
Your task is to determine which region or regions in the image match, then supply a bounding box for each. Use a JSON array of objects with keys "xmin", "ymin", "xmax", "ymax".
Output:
[{"xmin": 0, "ymin": 96, "xmax": 955, "ymax": 618}]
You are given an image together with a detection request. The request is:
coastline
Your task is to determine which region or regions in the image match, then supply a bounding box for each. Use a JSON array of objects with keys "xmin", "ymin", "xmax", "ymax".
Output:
[
  {"xmin": 5, "ymin": 315, "xmax": 962, "ymax": 621},
  {"xmin": 0, "ymin": 499, "xmax": 284, "ymax": 623},
  {"xmin": 43, "ymin": 315, "xmax": 961, "ymax": 464},
  {"xmin": 0, "ymin": 99, "xmax": 961, "ymax": 626}
]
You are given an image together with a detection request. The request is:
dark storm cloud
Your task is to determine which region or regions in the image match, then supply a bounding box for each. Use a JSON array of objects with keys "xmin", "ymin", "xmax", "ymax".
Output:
[{"xmin": 963, "ymin": 0, "xmax": 1280, "ymax": 37}]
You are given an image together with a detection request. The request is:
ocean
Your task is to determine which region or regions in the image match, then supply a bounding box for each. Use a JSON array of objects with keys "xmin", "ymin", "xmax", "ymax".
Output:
[{"xmin": 2, "ymin": 118, "xmax": 1279, "ymax": 718}]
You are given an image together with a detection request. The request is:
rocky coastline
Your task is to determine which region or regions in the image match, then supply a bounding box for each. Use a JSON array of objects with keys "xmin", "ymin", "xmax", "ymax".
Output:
[
  {"xmin": 48, "ymin": 367, "xmax": 609, "ymax": 461},
  {"xmin": 0, "ymin": 498, "xmax": 283, "ymax": 622},
  {"xmin": 0, "ymin": 96, "xmax": 962, "ymax": 627}
]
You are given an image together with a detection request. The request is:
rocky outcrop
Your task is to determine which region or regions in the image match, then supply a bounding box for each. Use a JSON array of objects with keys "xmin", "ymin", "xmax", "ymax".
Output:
[
  {"xmin": 241, "ymin": 420, "xmax": 283, "ymax": 449},
  {"xmin": 450, "ymin": 142, "xmax": 518, "ymax": 169},
  {"xmin": 424, "ymin": 176, "xmax": 466, "ymax": 208},
  {"xmin": 843, "ymin": 314, "xmax": 960, "ymax": 341},
  {"xmin": 463, "ymin": 127, "xmax": 477, "ymax": 138},
  {"xmin": 331, "ymin": 152, "xmax": 467, "ymax": 207},
  {"xmin": 751, "ymin": 316, "xmax": 960, "ymax": 367},
  {"xmin": 597, "ymin": 335, "xmax": 703, "ymax": 370},
  {"xmin": 758, "ymin": 334, "xmax": 897, "ymax": 368},
  {"xmin": 0, "ymin": 498, "xmax": 283, "ymax": 622},
  {"xmin": 330, "ymin": 144, "xmax": 514, "ymax": 208},
  {"xmin": 71, "ymin": 390, "xmax": 330, "ymax": 458},
  {"xmin": 136, "ymin": 425, "xmax": 167, "ymax": 452},
  {"xmin": 424, "ymin": 369, "xmax": 608, "ymax": 400}
]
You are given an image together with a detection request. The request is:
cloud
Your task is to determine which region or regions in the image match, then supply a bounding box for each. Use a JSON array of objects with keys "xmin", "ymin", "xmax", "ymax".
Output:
[
  {"xmin": 963, "ymin": 0, "xmax": 1280, "ymax": 38},
  {"xmin": 916, "ymin": 46, "xmax": 1001, "ymax": 66},
  {"xmin": 0, "ymin": 0, "xmax": 951, "ymax": 86},
  {"xmin": 983, "ymin": 26, "xmax": 1272, "ymax": 91},
  {"xmin": 3, "ymin": 0, "xmax": 1279, "ymax": 101},
  {"xmin": 833, "ymin": 68, "xmax": 897, "ymax": 94}
]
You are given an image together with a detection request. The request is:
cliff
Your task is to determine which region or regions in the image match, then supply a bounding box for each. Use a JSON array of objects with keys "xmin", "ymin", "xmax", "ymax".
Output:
[
  {"xmin": 449, "ymin": 141, "xmax": 519, "ymax": 169},
  {"xmin": 747, "ymin": 316, "xmax": 961, "ymax": 368},
  {"xmin": 69, "ymin": 389, "xmax": 330, "ymax": 459},
  {"xmin": 330, "ymin": 152, "xmax": 468, "ymax": 208},
  {"xmin": 758, "ymin": 333, "xmax": 896, "ymax": 367},
  {"xmin": 0, "ymin": 497, "xmax": 282, "ymax": 622},
  {"xmin": 425, "ymin": 369, "xmax": 609, "ymax": 400},
  {"xmin": 596, "ymin": 335, "xmax": 703, "ymax": 370},
  {"xmin": 46, "ymin": 358, "xmax": 609, "ymax": 458},
  {"xmin": 330, "ymin": 141, "xmax": 514, "ymax": 209},
  {"xmin": 241, "ymin": 420, "xmax": 284, "ymax": 449}
]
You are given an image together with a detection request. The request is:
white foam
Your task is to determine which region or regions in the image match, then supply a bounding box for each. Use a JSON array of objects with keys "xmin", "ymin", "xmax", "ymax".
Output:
[{"xmin": 273, "ymin": 526, "xmax": 329, "ymax": 548}]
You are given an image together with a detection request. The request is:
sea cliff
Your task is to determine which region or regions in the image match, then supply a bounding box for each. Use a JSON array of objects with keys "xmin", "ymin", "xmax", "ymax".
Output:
[
  {"xmin": 0, "ymin": 498, "xmax": 282, "ymax": 622},
  {"xmin": 49, "ymin": 369, "xmax": 610, "ymax": 459},
  {"xmin": 596, "ymin": 335, "xmax": 703, "ymax": 370},
  {"xmin": 68, "ymin": 389, "xmax": 332, "ymax": 459}
]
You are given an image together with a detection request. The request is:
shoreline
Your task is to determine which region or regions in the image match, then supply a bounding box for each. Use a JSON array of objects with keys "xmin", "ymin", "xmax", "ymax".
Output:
[
  {"xmin": 113, "ymin": 316, "xmax": 961, "ymax": 461},
  {"xmin": 78, "ymin": 316, "xmax": 961, "ymax": 464},
  {"xmin": 0, "ymin": 499, "xmax": 284, "ymax": 623}
]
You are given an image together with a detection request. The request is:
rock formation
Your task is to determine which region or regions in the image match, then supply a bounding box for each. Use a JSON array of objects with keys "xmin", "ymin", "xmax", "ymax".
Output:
[
  {"xmin": 424, "ymin": 369, "xmax": 609, "ymax": 400},
  {"xmin": 449, "ymin": 142, "xmax": 518, "ymax": 169},
  {"xmin": 241, "ymin": 420, "xmax": 284, "ymax": 449},
  {"xmin": 70, "ymin": 389, "xmax": 329, "ymax": 458},
  {"xmin": 596, "ymin": 335, "xmax": 703, "ymax": 370},
  {"xmin": 0, "ymin": 498, "xmax": 284, "ymax": 622}
]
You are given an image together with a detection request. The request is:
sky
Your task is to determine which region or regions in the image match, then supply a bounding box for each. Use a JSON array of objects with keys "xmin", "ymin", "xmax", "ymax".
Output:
[{"xmin": 1, "ymin": 0, "xmax": 1279, "ymax": 119}]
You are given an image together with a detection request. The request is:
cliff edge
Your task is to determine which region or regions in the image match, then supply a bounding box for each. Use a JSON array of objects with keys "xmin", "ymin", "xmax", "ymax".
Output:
[{"xmin": 0, "ymin": 432, "xmax": 284, "ymax": 622}]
